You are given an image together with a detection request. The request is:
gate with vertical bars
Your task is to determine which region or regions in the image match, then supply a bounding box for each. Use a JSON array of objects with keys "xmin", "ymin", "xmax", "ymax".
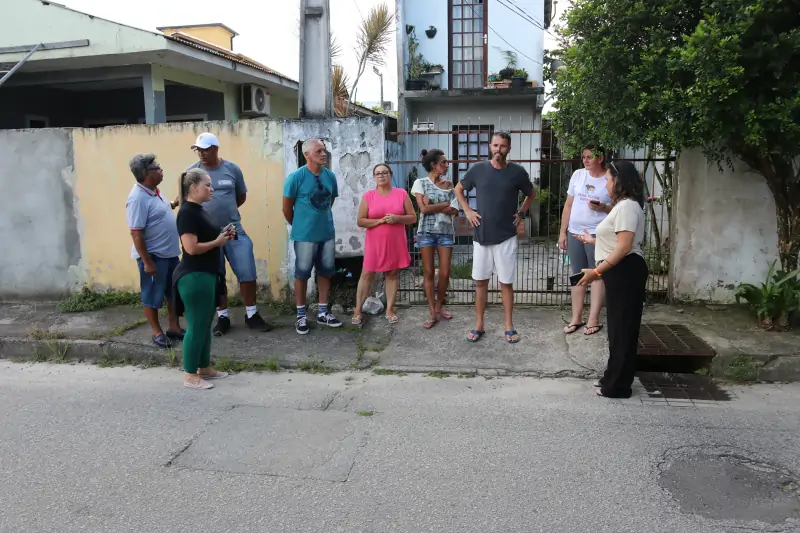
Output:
[{"xmin": 384, "ymin": 117, "xmax": 674, "ymax": 306}]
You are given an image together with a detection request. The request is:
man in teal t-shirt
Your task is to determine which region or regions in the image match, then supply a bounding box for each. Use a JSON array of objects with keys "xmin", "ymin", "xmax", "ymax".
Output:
[{"xmin": 282, "ymin": 139, "xmax": 342, "ymax": 335}]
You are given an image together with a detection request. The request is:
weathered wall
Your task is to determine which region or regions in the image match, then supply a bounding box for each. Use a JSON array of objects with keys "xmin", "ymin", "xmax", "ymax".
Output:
[
  {"xmin": 0, "ymin": 117, "xmax": 385, "ymax": 299},
  {"xmin": 0, "ymin": 130, "xmax": 83, "ymax": 297},
  {"xmin": 282, "ymin": 118, "xmax": 385, "ymax": 267},
  {"xmin": 71, "ymin": 120, "xmax": 287, "ymax": 297},
  {"xmin": 671, "ymin": 149, "xmax": 780, "ymax": 303}
]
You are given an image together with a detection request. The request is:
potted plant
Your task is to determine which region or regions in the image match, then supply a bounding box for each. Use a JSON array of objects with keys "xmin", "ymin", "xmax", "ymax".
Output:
[
  {"xmin": 421, "ymin": 62, "xmax": 444, "ymax": 89},
  {"xmin": 425, "ymin": 25, "xmax": 437, "ymax": 38},
  {"xmin": 406, "ymin": 30, "xmax": 428, "ymax": 90},
  {"xmin": 499, "ymin": 50, "xmax": 518, "ymax": 80},
  {"xmin": 511, "ymin": 68, "xmax": 529, "ymax": 88},
  {"xmin": 489, "ymin": 72, "xmax": 499, "ymax": 82}
]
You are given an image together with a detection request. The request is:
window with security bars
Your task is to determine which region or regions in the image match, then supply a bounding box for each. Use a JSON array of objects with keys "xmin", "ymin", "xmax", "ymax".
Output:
[
  {"xmin": 449, "ymin": 0, "xmax": 487, "ymax": 89},
  {"xmin": 452, "ymin": 125, "xmax": 494, "ymax": 212}
]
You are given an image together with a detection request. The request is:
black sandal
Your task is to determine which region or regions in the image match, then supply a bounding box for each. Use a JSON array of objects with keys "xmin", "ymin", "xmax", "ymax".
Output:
[{"xmin": 564, "ymin": 322, "xmax": 585, "ymax": 334}]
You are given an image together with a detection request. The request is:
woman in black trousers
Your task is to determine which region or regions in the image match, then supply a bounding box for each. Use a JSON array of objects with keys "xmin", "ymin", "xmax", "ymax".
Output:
[{"xmin": 574, "ymin": 160, "xmax": 648, "ymax": 398}]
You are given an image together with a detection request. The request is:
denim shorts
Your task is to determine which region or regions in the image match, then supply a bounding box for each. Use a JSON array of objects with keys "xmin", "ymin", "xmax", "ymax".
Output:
[
  {"xmin": 137, "ymin": 255, "xmax": 180, "ymax": 309},
  {"xmin": 416, "ymin": 232, "xmax": 454, "ymax": 248},
  {"xmin": 219, "ymin": 234, "xmax": 258, "ymax": 283},
  {"xmin": 294, "ymin": 239, "xmax": 336, "ymax": 281}
]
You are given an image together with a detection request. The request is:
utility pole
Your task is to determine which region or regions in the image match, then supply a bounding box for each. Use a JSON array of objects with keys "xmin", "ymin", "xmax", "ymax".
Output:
[
  {"xmin": 373, "ymin": 66, "xmax": 384, "ymax": 110},
  {"xmin": 298, "ymin": 0, "xmax": 333, "ymax": 117}
]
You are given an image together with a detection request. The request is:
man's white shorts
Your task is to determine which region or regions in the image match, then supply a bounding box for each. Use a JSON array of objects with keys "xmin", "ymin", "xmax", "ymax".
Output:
[{"xmin": 472, "ymin": 236, "xmax": 518, "ymax": 285}]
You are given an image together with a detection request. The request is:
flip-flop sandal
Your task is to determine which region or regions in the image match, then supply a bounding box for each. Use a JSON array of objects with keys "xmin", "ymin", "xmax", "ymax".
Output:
[
  {"xmin": 437, "ymin": 310, "xmax": 454, "ymax": 320},
  {"xmin": 563, "ymin": 322, "xmax": 585, "ymax": 334},
  {"xmin": 184, "ymin": 379, "xmax": 213, "ymax": 390},
  {"xmin": 465, "ymin": 329, "xmax": 485, "ymax": 342},
  {"xmin": 584, "ymin": 324, "xmax": 604, "ymax": 336},
  {"xmin": 593, "ymin": 380, "xmax": 603, "ymax": 388},
  {"xmin": 423, "ymin": 318, "xmax": 438, "ymax": 329},
  {"xmin": 505, "ymin": 330, "xmax": 520, "ymax": 344},
  {"xmin": 351, "ymin": 314, "xmax": 363, "ymax": 325},
  {"xmin": 385, "ymin": 315, "xmax": 399, "ymax": 324}
]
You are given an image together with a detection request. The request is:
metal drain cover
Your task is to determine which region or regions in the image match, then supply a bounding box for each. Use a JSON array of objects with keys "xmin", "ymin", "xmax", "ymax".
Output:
[
  {"xmin": 639, "ymin": 324, "xmax": 715, "ymax": 357},
  {"xmin": 658, "ymin": 446, "xmax": 800, "ymax": 526}
]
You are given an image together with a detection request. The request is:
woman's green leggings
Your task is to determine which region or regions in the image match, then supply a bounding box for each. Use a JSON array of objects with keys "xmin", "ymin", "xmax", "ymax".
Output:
[{"xmin": 177, "ymin": 272, "xmax": 217, "ymax": 374}]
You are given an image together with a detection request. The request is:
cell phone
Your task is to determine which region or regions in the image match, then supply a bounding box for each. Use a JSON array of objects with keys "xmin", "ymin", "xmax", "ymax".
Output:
[
  {"xmin": 589, "ymin": 200, "xmax": 601, "ymax": 206},
  {"xmin": 223, "ymin": 223, "xmax": 239, "ymax": 240},
  {"xmin": 569, "ymin": 272, "xmax": 585, "ymax": 286}
]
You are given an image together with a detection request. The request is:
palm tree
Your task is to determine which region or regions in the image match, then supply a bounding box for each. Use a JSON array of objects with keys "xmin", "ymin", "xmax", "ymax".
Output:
[
  {"xmin": 346, "ymin": 3, "xmax": 393, "ymax": 116},
  {"xmin": 332, "ymin": 65, "xmax": 351, "ymax": 116}
]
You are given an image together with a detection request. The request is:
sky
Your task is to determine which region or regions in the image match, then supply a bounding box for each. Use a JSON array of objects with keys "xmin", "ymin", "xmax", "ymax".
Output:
[{"xmin": 60, "ymin": 0, "xmax": 564, "ymax": 109}]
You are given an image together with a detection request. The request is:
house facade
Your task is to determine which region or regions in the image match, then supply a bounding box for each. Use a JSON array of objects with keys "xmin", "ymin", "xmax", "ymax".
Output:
[
  {"xmin": 0, "ymin": 0, "xmax": 298, "ymax": 129},
  {"xmin": 395, "ymin": 0, "xmax": 549, "ymax": 235}
]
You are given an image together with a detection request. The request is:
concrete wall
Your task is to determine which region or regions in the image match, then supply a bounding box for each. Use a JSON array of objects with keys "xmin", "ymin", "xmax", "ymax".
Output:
[
  {"xmin": 0, "ymin": 130, "xmax": 83, "ymax": 298},
  {"xmin": 282, "ymin": 117, "xmax": 386, "ymax": 265},
  {"xmin": 671, "ymin": 149, "xmax": 780, "ymax": 303},
  {"xmin": 400, "ymin": 0, "xmax": 545, "ymax": 89},
  {"xmin": 0, "ymin": 117, "xmax": 385, "ymax": 299}
]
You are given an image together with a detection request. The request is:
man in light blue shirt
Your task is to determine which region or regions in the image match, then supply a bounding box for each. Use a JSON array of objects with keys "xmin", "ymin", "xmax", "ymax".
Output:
[
  {"xmin": 187, "ymin": 132, "xmax": 273, "ymax": 335},
  {"xmin": 126, "ymin": 153, "xmax": 183, "ymax": 348},
  {"xmin": 282, "ymin": 138, "xmax": 343, "ymax": 335}
]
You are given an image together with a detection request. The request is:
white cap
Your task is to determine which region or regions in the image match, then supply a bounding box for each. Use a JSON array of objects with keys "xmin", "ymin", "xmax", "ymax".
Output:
[{"xmin": 191, "ymin": 132, "xmax": 219, "ymax": 149}]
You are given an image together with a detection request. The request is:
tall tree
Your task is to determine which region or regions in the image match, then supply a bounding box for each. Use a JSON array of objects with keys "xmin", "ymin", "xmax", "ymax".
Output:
[
  {"xmin": 553, "ymin": 0, "xmax": 800, "ymax": 270},
  {"xmin": 346, "ymin": 3, "xmax": 393, "ymax": 116}
]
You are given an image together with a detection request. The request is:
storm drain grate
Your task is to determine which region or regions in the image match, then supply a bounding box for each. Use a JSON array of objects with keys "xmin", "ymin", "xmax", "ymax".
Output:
[
  {"xmin": 638, "ymin": 324, "xmax": 716, "ymax": 357},
  {"xmin": 636, "ymin": 372, "xmax": 736, "ymax": 403}
]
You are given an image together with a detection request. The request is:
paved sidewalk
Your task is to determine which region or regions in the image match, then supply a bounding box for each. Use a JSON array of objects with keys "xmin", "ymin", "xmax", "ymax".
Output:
[{"xmin": 0, "ymin": 301, "xmax": 798, "ymax": 379}]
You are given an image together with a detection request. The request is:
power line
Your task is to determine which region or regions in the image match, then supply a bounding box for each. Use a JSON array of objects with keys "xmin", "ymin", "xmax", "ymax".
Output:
[
  {"xmin": 464, "ymin": 2, "xmax": 542, "ymax": 65},
  {"xmin": 499, "ymin": 0, "xmax": 560, "ymax": 41}
]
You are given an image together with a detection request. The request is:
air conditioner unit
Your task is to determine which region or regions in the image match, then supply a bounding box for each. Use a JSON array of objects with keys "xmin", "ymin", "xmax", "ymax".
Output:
[
  {"xmin": 413, "ymin": 121, "xmax": 435, "ymax": 132},
  {"xmin": 241, "ymin": 84, "xmax": 270, "ymax": 117}
]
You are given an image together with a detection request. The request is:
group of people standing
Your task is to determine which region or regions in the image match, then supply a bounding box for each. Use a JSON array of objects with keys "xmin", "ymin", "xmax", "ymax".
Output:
[{"xmin": 126, "ymin": 130, "xmax": 648, "ymax": 398}]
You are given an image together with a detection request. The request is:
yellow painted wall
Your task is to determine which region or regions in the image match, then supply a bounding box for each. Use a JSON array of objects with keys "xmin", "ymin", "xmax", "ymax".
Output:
[
  {"xmin": 160, "ymin": 26, "xmax": 234, "ymax": 50},
  {"xmin": 71, "ymin": 120, "xmax": 288, "ymax": 299}
]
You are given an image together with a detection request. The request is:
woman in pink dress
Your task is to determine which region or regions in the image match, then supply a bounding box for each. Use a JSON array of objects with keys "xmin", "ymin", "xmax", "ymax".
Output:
[{"xmin": 352, "ymin": 164, "xmax": 416, "ymax": 325}]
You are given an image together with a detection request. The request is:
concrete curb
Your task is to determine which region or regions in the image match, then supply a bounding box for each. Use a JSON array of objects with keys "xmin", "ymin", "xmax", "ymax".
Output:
[{"xmin": 0, "ymin": 336, "xmax": 373, "ymax": 371}]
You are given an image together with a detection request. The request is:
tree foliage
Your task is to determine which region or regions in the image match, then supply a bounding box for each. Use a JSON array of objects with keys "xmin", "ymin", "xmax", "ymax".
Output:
[
  {"xmin": 553, "ymin": 0, "xmax": 800, "ymax": 270},
  {"xmin": 346, "ymin": 3, "xmax": 393, "ymax": 116}
]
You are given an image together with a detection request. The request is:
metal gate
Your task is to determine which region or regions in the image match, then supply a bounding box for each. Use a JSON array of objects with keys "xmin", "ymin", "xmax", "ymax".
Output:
[{"xmin": 385, "ymin": 118, "xmax": 673, "ymax": 306}]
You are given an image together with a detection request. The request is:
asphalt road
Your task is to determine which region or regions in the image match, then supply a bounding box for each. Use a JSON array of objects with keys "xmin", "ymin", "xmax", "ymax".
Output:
[{"xmin": 0, "ymin": 362, "xmax": 798, "ymax": 533}]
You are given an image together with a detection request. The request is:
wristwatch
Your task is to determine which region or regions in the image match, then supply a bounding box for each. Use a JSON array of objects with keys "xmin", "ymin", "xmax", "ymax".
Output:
[{"xmin": 516, "ymin": 210, "xmax": 527, "ymax": 219}]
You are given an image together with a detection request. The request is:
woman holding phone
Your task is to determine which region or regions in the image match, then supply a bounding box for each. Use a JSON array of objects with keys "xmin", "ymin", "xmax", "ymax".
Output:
[
  {"xmin": 173, "ymin": 168, "xmax": 234, "ymax": 390},
  {"xmin": 577, "ymin": 160, "xmax": 647, "ymax": 399},
  {"xmin": 558, "ymin": 145, "xmax": 613, "ymax": 336}
]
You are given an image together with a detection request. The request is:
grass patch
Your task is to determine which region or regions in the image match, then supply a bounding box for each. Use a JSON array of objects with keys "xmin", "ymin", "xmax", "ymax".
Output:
[
  {"xmin": 103, "ymin": 318, "xmax": 148, "ymax": 338},
  {"xmin": 450, "ymin": 261, "xmax": 473, "ymax": 280},
  {"xmin": 724, "ymin": 354, "xmax": 759, "ymax": 383},
  {"xmin": 457, "ymin": 371, "xmax": 478, "ymax": 379},
  {"xmin": 59, "ymin": 288, "xmax": 141, "ymax": 313},
  {"xmin": 297, "ymin": 359, "xmax": 335, "ymax": 375},
  {"xmin": 356, "ymin": 410, "xmax": 374, "ymax": 417},
  {"xmin": 139, "ymin": 356, "xmax": 159, "ymax": 369},
  {"xmin": 214, "ymin": 356, "xmax": 281, "ymax": 373},
  {"xmin": 694, "ymin": 367, "xmax": 710, "ymax": 377},
  {"xmin": 344, "ymin": 375, "xmax": 355, "ymax": 382},
  {"xmin": 372, "ymin": 368, "xmax": 407, "ymax": 376},
  {"xmin": 96, "ymin": 352, "xmax": 131, "ymax": 368},
  {"xmin": 427, "ymin": 370, "xmax": 450, "ymax": 379},
  {"xmin": 29, "ymin": 328, "xmax": 66, "ymax": 341}
]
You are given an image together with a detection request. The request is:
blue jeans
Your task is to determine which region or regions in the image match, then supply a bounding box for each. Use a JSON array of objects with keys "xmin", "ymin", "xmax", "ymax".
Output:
[
  {"xmin": 417, "ymin": 232, "xmax": 454, "ymax": 248},
  {"xmin": 137, "ymin": 255, "xmax": 179, "ymax": 309},
  {"xmin": 294, "ymin": 239, "xmax": 336, "ymax": 281},
  {"xmin": 219, "ymin": 234, "xmax": 257, "ymax": 283}
]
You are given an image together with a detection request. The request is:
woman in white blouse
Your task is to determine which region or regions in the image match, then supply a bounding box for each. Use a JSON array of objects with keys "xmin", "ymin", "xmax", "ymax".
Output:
[
  {"xmin": 558, "ymin": 146, "xmax": 613, "ymax": 336},
  {"xmin": 577, "ymin": 160, "xmax": 647, "ymax": 399}
]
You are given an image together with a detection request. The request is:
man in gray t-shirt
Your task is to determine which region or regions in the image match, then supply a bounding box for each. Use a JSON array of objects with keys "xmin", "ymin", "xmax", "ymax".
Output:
[
  {"xmin": 187, "ymin": 132, "xmax": 273, "ymax": 335},
  {"xmin": 455, "ymin": 132, "xmax": 536, "ymax": 344}
]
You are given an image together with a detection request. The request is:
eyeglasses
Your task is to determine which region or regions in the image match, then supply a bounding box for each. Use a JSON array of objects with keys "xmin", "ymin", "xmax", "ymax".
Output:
[
  {"xmin": 313, "ymin": 174, "xmax": 324, "ymax": 190},
  {"xmin": 609, "ymin": 161, "xmax": 618, "ymax": 174},
  {"xmin": 374, "ymin": 170, "xmax": 391, "ymax": 177}
]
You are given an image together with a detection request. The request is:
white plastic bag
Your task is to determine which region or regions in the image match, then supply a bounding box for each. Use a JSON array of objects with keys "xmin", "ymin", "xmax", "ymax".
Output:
[{"xmin": 362, "ymin": 295, "xmax": 385, "ymax": 315}]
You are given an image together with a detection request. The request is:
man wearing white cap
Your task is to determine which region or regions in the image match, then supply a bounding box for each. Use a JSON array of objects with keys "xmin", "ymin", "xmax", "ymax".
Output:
[{"xmin": 187, "ymin": 132, "xmax": 273, "ymax": 335}]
